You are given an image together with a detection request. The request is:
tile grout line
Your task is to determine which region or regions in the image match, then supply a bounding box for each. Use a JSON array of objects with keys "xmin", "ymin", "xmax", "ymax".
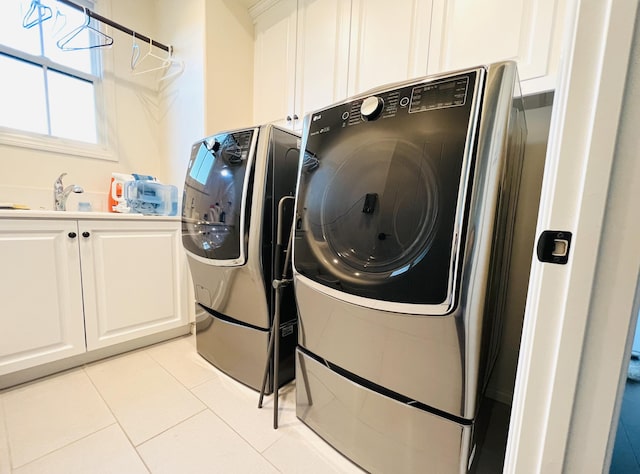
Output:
[
  {"xmin": 7, "ymin": 423, "xmax": 119, "ymax": 472},
  {"xmin": 0, "ymin": 392, "xmax": 16, "ymax": 473},
  {"xmin": 144, "ymin": 341, "xmax": 287, "ymax": 470},
  {"xmin": 188, "ymin": 386, "xmax": 274, "ymax": 450},
  {"xmin": 145, "ymin": 337, "xmax": 286, "ymax": 471},
  {"xmin": 133, "ymin": 407, "xmax": 208, "ymax": 449},
  {"xmin": 93, "ymin": 343, "xmax": 212, "ymax": 448},
  {"xmin": 187, "ymin": 374, "xmax": 295, "ymax": 471},
  {"xmin": 144, "ymin": 337, "xmax": 219, "ymax": 393},
  {"xmin": 143, "ymin": 337, "xmax": 273, "ymax": 449},
  {"xmin": 82, "ymin": 365, "xmax": 152, "ymax": 474},
  {"xmin": 2, "ymin": 368, "xmax": 116, "ymax": 472},
  {"xmin": 83, "ymin": 348, "xmax": 220, "ymax": 470}
]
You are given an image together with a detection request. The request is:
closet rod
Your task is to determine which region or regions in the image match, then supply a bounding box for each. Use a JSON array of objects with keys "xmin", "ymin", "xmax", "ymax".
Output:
[{"xmin": 57, "ymin": 0, "xmax": 172, "ymax": 52}]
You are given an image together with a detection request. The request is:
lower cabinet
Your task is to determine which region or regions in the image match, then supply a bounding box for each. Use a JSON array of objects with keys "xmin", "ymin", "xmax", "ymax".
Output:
[
  {"xmin": 0, "ymin": 217, "xmax": 188, "ymax": 378},
  {"xmin": 80, "ymin": 219, "xmax": 186, "ymax": 350},
  {"xmin": 0, "ymin": 219, "xmax": 86, "ymax": 376}
]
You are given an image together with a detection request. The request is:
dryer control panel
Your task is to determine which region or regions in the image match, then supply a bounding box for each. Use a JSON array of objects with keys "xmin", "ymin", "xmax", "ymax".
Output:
[{"xmin": 310, "ymin": 75, "xmax": 472, "ymax": 135}]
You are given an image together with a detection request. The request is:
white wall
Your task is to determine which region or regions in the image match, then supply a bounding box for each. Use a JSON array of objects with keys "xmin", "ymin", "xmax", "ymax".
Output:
[
  {"xmin": 156, "ymin": 0, "xmax": 206, "ymax": 194},
  {"xmin": 0, "ymin": 0, "xmax": 172, "ymax": 212},
  {"xmin": 205, "ymin": 0, "xmax": 255, "ymax": 135},
  {"xmin": 0, "ymin": 0, "xmax": 254, "ymax": 212}
]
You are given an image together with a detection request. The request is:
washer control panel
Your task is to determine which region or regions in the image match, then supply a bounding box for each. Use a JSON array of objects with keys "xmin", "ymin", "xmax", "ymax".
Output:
[{"xmin": 309, "ymin": 72, "xmax": 474, "ymax": 135}]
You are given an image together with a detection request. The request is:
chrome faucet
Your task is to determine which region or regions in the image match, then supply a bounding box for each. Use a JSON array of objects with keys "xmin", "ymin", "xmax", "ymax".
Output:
[{"xmin": 54, "ymin": 173, "xmax": 84, "ymax": 211}]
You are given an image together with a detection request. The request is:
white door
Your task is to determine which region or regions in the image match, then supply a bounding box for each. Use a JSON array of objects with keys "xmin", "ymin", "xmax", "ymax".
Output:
[
  {"xmin": 253, "ymin": 0, "xmax": 298, "ymax": 126},
  {"xmin": 79, "ymin": 220, "xmax": 187, "ymax": 350},
  {"xmin": 0, "ymin": 219, "xmax": 85, "ymax": 376},
  {"xmin": 428, "ymin": 0, "xmax": 562, "ymax": 94},
  {"xmin": 347, "ymin": 0, "xmax": 432, "ymax": 95},
  {"xmin": 504, "ymin": 1, "xmax": 639, "ymax": 472},
  {"xmin": 294, "ymin": 0, "xmax": 351, "ymax": 126}
]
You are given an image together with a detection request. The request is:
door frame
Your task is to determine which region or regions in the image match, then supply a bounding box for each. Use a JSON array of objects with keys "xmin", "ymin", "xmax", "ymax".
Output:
[{"xmin": 504, "ymin": 0, "xmax": 639, "ymax": 472}]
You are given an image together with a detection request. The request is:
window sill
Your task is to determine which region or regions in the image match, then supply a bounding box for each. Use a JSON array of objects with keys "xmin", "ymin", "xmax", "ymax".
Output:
[{"xmin": 0, "ymin": 128, "xmax": 116, "ymax": 162}]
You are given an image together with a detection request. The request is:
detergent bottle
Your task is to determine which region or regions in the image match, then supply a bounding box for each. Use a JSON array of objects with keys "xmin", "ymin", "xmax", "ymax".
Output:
[{"xmin": 108, "ymin": 173, "xmax": 134, "ymax": 212}]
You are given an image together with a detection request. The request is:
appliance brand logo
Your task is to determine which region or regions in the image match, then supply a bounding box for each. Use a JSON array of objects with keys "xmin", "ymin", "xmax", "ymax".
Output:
[{"xmin": 312, "ymin": 114, "xmax": 321, "ymax": 122}]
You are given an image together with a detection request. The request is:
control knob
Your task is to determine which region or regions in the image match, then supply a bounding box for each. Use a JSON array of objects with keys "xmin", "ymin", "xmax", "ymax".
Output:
[{"xmin": 360, "ymin": 96, "xmax": 384, "ymax": 120}]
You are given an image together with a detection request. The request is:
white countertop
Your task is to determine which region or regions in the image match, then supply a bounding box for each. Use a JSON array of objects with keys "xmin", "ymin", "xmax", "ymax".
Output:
[{"xmin": 0, "ymin": 209, "xmax": 181, "ymax": 221}]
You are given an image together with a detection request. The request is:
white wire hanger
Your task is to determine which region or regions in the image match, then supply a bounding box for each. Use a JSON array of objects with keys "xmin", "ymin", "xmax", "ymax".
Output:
[
  {"xmin": 131, "ymin": 36, "xmax": 184, "ymax": 82},
  {"xmin": 56, "ymin": 6, "xmax": 113, "ymax": 51},
  {"xmin": 50, "ymin": 4, "xmax": 67, "ymax": 38},
  {"xmin": 158, "ymin": 49, "xmax": 185, "ymax": 83},
  {"xmin": 22, "ymin": 0, "xmax": 52, "ymax": 29},
  {"xmin": 131, "ymin": 36, "xmax": 171, "ymax": 75}
]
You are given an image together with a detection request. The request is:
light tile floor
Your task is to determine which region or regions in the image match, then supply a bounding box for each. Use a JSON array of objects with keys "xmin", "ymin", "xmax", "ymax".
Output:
[
  {"xmin": 0, "ymin": 335, "xmax": 511, "ymax": 473},
  {"xmin": 0, "ymin": 335, "xmax": 364, "ymax": 474}
]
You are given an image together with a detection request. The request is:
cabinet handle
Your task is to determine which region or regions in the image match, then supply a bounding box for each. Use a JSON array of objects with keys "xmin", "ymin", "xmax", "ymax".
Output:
[
  {"xmin": 293, "ymin": 114, "xmax": 299, "ymax": 120},
  {"xmin": 286, "ymin": 115, "xmax": 292, "ymax": 121},
  {"xmin": 68, "ymin": 232, "xmax": 77, "ymax": 238},
  {"xmin": 82, "ymin": 231, "xmax": 90, "ymax": 238}
]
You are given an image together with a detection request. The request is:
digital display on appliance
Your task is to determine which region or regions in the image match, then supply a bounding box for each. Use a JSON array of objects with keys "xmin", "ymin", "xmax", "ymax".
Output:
[{"xmin": 409, "ymin": 77, "xmax": 470, "ymax": 113}]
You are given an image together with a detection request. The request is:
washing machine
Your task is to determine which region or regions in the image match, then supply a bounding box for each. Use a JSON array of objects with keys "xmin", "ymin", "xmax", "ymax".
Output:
[
  {"xmin": 293, "ymin": 62, "xmax": 527, "ymax": 473},
  {"xmin": 182, "ymin": 124, "xmax": 300, "ymax": 392}
]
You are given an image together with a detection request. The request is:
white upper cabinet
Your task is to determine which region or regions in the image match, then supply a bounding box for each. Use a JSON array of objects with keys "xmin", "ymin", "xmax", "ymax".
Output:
[
  {"xmin": 251, "ymin": 0, "xmax": 565, "ymax": 124},
  {"xmin": 295, "ymin": 0, "xmax": 351, "ymax": 119},
  {"xmin": 253, "ymin": 0, "xmax": 298, "ymax": 126},
  {"xmin": 253, "ymin": 0, "xmax": 351, "ymax": 129},
  {"xmin": 347, "ymin": 0, "xmax": 432, "ymax": 96},
  {"xmin": 427, "ymin": 0, "xmax": 562, "ymax": 94}
]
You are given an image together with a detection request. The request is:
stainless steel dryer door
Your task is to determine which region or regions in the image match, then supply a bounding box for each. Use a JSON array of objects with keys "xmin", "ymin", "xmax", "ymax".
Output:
[
  {"xmin": 182, "ymin": 129, "xmax": 258, "ymax": 266},
  {"xmin": 294, "ymin": 70, "xmax": 483, "ymax": 315}
]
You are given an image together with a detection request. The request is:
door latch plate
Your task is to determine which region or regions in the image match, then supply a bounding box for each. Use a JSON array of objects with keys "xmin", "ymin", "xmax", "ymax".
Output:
[{"xmin": 537, "ymin": 230, "xmax": 572, "ymax": 264}]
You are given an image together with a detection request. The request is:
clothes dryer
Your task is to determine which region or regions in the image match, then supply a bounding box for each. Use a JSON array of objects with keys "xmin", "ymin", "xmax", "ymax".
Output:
[
  {"xmin": 293, "ymin": 62, "xmax": 526, "ymax": 472},
  {"xmin": 182, "ymin": 125, "xmax": 300, "ymax": 392}
]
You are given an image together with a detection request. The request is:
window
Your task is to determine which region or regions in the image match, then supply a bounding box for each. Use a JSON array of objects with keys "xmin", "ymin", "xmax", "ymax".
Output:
[{"xmin": 0, "ymin": 0, "xmax": 106, "ymax": 149}]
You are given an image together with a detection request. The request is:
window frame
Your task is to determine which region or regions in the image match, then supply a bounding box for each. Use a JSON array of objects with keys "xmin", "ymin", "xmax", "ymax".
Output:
[{"xmin": 0, "ymin": 0, "xmax": 116, "ymax": 161}]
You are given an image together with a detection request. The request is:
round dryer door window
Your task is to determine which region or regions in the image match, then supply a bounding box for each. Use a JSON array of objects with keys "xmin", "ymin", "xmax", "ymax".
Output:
[
  {"xmin": 294, "ymin": 71, "xmax": 480, "ymax": 308},
  {"xmin": 315, "ymin": 138, "xmax": 439, "ymax": 282},
  {"xmin": 182, "ymin": 129, "xmax": 256, "ymax": 264}
]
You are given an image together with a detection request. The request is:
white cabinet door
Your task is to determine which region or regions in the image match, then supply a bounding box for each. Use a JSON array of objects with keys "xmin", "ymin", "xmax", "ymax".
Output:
[
  {"xmin": 0, "ymin": 219, "xmax": 86, "ymax": 376},
  {"xmin": 428, "ymin": 0, "xmax": 561, "ymax": 94},
  {"xmin": 294, "ymin": 0, "xmax": 351, "ymax": 125},
  {"xmin": 80, "ymin": 220, "xmax": 187, "ymax": 350},
  {"xmin": 253, "ymin": 0, "xmax": 298, "ymax": 126},
  {"xmin": 347, "ymin": 0, "xmax": 433, "ymax": 96}
]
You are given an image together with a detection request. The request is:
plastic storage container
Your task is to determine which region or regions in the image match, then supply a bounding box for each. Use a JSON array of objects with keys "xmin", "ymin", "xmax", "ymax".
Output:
[{"xmin": 125, "ymin": 180, "xmax": 178, "ymax": 216}]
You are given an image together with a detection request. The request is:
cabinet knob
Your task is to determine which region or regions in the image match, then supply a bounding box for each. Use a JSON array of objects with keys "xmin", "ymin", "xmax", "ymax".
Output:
[
  {"xmin": 293, "ymin": 114, "xmax": 299, "ymax": 120},
  {"xmin": 286, "ymin": 115, "xmax": 292, "ymax": 121},
  {"xmin": 68, "ymin": 232, "xmax": 77, "ymax": 238},
  {"xmin": 82, "ymin": 231, "xmax": 90, "ymax": 238}
]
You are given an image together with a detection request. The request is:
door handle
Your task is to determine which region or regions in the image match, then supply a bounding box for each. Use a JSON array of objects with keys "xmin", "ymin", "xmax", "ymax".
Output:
[
  {"xmin": 82, "ymin": 231, "xmax": 90, "ymax": 238},
  {"xmin": 68, "ymin": 232, "xmax": 77, "ymax": 238}
]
